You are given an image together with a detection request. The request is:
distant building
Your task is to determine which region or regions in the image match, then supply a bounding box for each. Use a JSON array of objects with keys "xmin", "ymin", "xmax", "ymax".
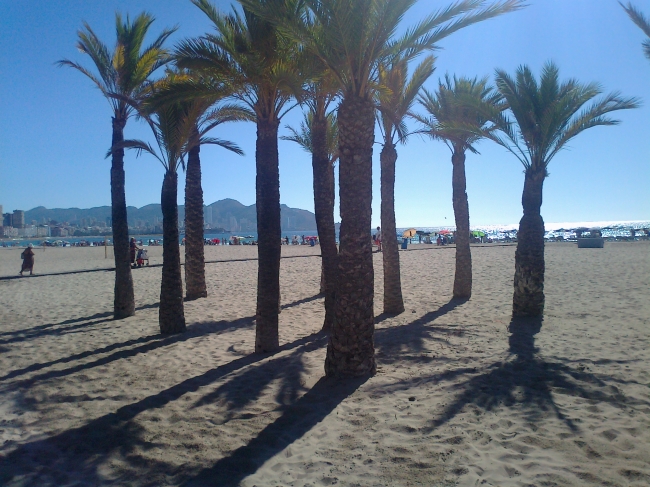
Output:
[
  {"xmin": 0, "ymin": 205, "xmax": 3, "ymax": 218},
  {"xmin": 204, "ymin": 206, "xmax": 213, "ymax": 225},
  {"xmin": 229, "ymin": 216, "xmax": 239, "ymax": 232},
  {"xmin": 3, "ymin": 213, "xmax": 13, "ymax": 227},
  {"xmin": 13, "ymin": 210, "xmax": 25, "ymax": 229}
]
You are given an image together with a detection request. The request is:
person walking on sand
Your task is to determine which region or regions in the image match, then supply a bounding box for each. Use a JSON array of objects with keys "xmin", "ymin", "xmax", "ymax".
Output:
[
  {"xmin": 20, "ymin": 244, "xmax": 35, "ymax": 275},
  {"xmin": 376, "ymin": 227, "xmax": 382, "ymax": 252}
]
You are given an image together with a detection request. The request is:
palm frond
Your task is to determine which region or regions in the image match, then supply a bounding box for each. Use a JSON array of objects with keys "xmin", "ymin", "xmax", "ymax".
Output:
[
  {"xmin": 59, "ymin": 12, "xmax": 174, "ymax": 120},
  {"xmin": 621, "ymin": 2, "xmax": 650, "ymax": 60},
  {"xmin": 494, "ymin": 61, "xmax": 639, "ymax": 172},
  {"xmin": 198, "ymin": 136, "xmax": 244, "ymax": 155}
]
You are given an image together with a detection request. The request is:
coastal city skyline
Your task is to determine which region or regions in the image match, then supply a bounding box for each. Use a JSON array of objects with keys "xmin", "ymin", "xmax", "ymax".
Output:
[{"xmin": 1, "ymin": 0, "xmax": 649, "ymax": 227}]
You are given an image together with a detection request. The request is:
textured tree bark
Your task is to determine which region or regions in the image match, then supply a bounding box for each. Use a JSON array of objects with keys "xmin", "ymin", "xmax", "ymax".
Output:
[
  {"xmin": 184, "ymin": 140, "xmax": 207, "ymax": 301},
  {"xmin": 325, "ymin": 94, "xmax": 376, "ymax": 378},
  {"xmin": 311, "ymin": 112, "xmax": 338, "ymax": 332},
  {"xmin": 110, "ymin": 116, "xmax": 135, "ymax": 319},
  {"xmin": 255, "ymin": 118, "xmax": 281, "ymax": 353},
  {"xmin": 513, "ymin": 168, "xmax": 546, "ymax": 317},
  {"xmin": 380, "ymin": 143, "xmax": 404, "ymax": 314},
  {"xmin": 159, "ymin": 171, "xmax": 186, "ymax": 334},
  {"xmin": 451, "ymin": 147, "xmax": 472, "ymax": 299}
]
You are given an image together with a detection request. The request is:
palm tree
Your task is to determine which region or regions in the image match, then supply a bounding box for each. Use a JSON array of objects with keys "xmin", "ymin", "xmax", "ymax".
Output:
[
  {"xmin": 621, "ymin": 2, "xmax": 650, "ymax": 61},
  {"xmin": 415, "ymin": 75, "xmax": 504, "ymax": 299},
  {"xmin": 176, "ymin": 0, "xmax": 303, "ymax": 352},
  {"xmin": 183, "ymin": 105, "xmax": 247, "ymax": 301},
  {"xmin": 117, "ymin": 102, "xmax": 188, "ymax": 333},
  {"xmin": 282, "ymin": 105, "xmax": 339, "ymax": 331},
  {"xmin": 492, "ymin": 62, "xmax": 639, "ymax": 316},
  {"xmin": 57, "ymin": 13, "xmax": 175, "ymax": 319},
  {"xmin": 377, "ymin": 55, "xmax": 435, "ymax": 314},
  {"xmin": 256, "ymin": 0, "xmax": 525, "ymax": 377},
  {"xmin": 146, "ymin": 73, "xmax": 248, "ymax": 301}
]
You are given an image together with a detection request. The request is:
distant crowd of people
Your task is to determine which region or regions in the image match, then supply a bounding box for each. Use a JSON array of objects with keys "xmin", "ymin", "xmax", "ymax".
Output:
[{"xmin": 282, "ymin": 235, "xmax": 319, "ymax": 246}]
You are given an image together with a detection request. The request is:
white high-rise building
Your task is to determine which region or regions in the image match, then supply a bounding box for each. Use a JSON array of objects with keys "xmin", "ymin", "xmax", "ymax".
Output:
[{"xmin": 204, "ymin": 206, "xmax": 213, "ymax": 225}]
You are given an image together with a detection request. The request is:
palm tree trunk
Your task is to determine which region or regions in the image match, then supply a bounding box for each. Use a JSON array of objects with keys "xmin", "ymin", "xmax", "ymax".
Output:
[
  {"xmin": 513, "ymin": 168, "xmax": 546, "ymax": 317},
  {"xmin": 325, "ymin": 94, "xmax": 376, "ymax": 378},
  {"xmin": 160, "ymin": 171, "xmax": 186, "ymax": 334},
  {"xmin": 312, "ymin": 112, "xmax": 338, "ymax": 332},
  {"xmin": 255, "ymin": 118, "xmax": 281, "ymax": 353},
  {"xmin": 451, "ymin": 147, "xmax": 472, "ymax": 299},
  {"xmin": 380, "ymin": 143, "xmax": 404, "ymax": 314},
  {"xmin": 110, "ymin": 116, "xmax": 135, "ymax": 319},
  {"xmin": 184, "ymin": 140, "xmax": 207, "ymax": 301}
]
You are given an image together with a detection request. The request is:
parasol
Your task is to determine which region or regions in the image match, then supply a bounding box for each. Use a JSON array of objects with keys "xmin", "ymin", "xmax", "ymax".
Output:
[
  {"xmin": 470, "ymin": 230, "xmax": 485, "ymax": 237},
  {"xmin": 402, "ymin": 228, "xmax": 417, "ymax": 238},
  {"xmin": 439, "ymin": 229, "xmax": 451, "ymax": 235}
]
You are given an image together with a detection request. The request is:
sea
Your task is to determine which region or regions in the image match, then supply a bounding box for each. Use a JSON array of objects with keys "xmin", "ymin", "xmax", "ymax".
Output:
[{"xmin": 2, "ymin": 220, "xmax": 648, "ymax": 247}]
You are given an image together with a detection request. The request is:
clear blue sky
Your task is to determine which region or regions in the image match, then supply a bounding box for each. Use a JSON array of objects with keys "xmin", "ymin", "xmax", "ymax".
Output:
[{"xmin": 1, "ymin": 0, "xmax": 648, "ymax": 227}]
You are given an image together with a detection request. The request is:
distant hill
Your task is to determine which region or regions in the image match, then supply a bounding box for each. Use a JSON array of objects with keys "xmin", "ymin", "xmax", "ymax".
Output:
[{"xmin": 24, "ymin": 199, "xmax": 316, "ymax": 231}]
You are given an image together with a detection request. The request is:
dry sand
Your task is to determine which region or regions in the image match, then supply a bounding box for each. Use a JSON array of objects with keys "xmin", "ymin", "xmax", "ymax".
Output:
[{"xmin": 0, "ymin": 241, "xmax": 648, "ymax": 486}]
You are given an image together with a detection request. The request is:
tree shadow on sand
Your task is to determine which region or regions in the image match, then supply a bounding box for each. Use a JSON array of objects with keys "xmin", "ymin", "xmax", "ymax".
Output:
[
  {"xmin": 183, "ymin": 376, "xmax": 367, "ymax": 487},
  {"xmin": 425, "ymin": 316, "xmax": 649, "ymax": 432},
  {"xmin": 374, "ymin": 298, "xmax": 469, "ymax": 365},
  {"xmin": 0, "ymin": 317, "xmax": 255, "ymax": 386},
  {"xmin": 0, "ymin": 303, "xmax": 160, "ymax": 345},
  {"xmin": 0, "ymin": 294, "xmax": 321, "ymax": 387},
  {"xmin": 373, "ymin": 314, "xmax": 648, "ymax": 434},
  {"xmin": 0, "ymin": 331, "xmax": 328, "ymax": 487}
]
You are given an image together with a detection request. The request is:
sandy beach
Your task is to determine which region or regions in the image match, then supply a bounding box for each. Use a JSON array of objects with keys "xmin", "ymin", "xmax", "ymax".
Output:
[{"xmin": 0, "ymin": 241, "xmax": 648, "ymax": 486}]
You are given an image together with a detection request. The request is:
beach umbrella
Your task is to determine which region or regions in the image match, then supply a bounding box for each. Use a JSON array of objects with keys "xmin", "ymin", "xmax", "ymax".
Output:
[
  {"xmin": 402, "ymin": 228, "xmax": 417, "ymax": 238},
  {"xmin": 470, "ymin": 230, "xmax": 485, "ymax": 237},
  {"xmin": 439, "ymin": 229, "xmax": 451, "ymax": 235}
]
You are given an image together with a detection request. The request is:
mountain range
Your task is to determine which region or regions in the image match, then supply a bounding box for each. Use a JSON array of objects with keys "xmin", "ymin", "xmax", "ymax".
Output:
[{"xmin": 24, "ymin": 199, "xmax": 317, "ymax": 232}]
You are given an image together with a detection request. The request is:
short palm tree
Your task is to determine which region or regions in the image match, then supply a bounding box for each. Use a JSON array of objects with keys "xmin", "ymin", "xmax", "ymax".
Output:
[
  {"xmin": 176, "ymin": 0, "xmax": 303, "ymax": 352},
  {"xmin": 621, "ymin": 2, "xmax": 650, "ymax": 61},
  {"xmin": 282, "ymin": 102, "xmax": 339, "ymax": 331},
  {"xmin": 263, "ymin": 0, "xmax": 525, "ymax": 377},
  {"xmin": 415, "ymin": 75, "xmax": 504, "ymax": 299},
  {"xmin": 146, "ymin": 72, "xmax": 248, "ymax": 301},
  {"xmin": 57, "ymin": 13, "xmax": 175, "ymax": 319},
  {"xmin": 377, "ymin": 55, "xmax": 435, "ymax": 314},
  {"xmin": 492, "ymin": 62, "xmax": 639, "ymax": 316}
]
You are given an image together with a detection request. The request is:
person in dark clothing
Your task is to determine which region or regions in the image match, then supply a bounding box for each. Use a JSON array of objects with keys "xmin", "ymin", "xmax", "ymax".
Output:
[
  {"xmin": 130, "ymin": 238, "xmax": 139, "ymax": 266},
  {"xmin": 20, "ymin": 244, "xmax": 35, "ymax": 275}
]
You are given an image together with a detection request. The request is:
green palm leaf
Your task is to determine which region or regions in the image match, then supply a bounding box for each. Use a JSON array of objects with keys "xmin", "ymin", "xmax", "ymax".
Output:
[
  {"xmin": 493, "ymin": 61, "xmax": 640, "ymax": 172},
  {"xmin": 621, "ymin": 2, "xmax": 650, "ymax": 60}
]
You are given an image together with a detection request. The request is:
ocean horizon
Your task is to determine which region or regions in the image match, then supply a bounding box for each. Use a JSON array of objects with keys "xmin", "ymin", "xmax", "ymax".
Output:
[{"xmin": 2, "ymin": 219, "xmax": 647, "ymax": 247}]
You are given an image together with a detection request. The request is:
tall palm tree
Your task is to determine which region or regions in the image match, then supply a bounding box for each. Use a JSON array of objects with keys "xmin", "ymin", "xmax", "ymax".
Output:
[
  {"xmin": 57, "ymin": 13, "xmax": 175, "ymax": 319},
  {"xmin": 146, "ymin": 73, "xmax": 248, "ymax": 301},
  {"xmin": 621, "ymin": 2, "xmax": 650, "ymax": 61},
  {"xmin": 176, "ymin": 0, "xmax": 303, "ymax": 352},
  {"xmin": 116, "ymin": 102, "xmax": 189, "ymax": 333},
  {"xmin": 255, "ymin": 0, "xmax": 524, "ymax": 377},
  {"xmin": 415, "ymin": 75, "xmax": 504, "ymax": 299},
  {"xmin": 377, "ymin": 55, "xmax": 435, "ymax": 314},
  {"xmin": 492, "ymin": 62, "xmax": 639, "ymax": 316},
  {"xmin": 183, "ymin": 105, "xmax": 247, "ymax": 301},
  {"xmin": 282, "ymin": 104, "xmax": 339, "ymax": 331}
]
